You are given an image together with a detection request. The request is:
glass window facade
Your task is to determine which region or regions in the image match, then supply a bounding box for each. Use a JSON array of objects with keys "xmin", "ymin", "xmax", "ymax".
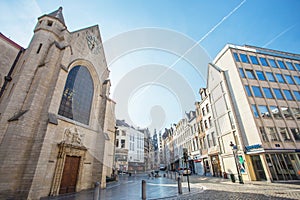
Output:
[
  {"xmin": 294, "ymin": 63, "xmax": 300, "ymax": 71},
  {"xmin": 252, "ymin": 86, "xmax": 263, "ymax": 97},
  {"xmin": 240, "ymin": 54, "xmax": 250, "ymax": 63},
  {"xmin": 256, "ymin": 71, "xmax": 266, "ymax": 80},
  {"xmin": 291, "ymin": 128, "xmax": 300, "ymax": 140},
  {"xmin": 245, "ymin": 85, "xmax": 252, "ymax": 96},
  {"xmin": 293, "ymin": 91, "xmax": 300, "ymax": 101},
  {"xmin": 258, "ymin": 105, "xmax": 271, "ymax": 118},
  {"xmin": 268, "ymin": 59, "xmax": 278, "ymax": 68},
  {"xmin": 239, "ymin": 68, "xmax": 245, "ymax": 78},
  {"xmin": 293, "ymin": 76, "xmax": 300, "ymax": 85},
  {"xmin": 270, "ymin": 106, "xmax": 282, "ymax": 119},
  {"xmin": 277, "ymin": 60, "xmax": 287, "ymax": 69},
  {"xmin": 263, "ymin": 87, "xmax": 274, "ymax": 99},
  {"xmin": 266, "ymin": 153, "xmax": 298, "ymax": 181},
  {"xmin": 275, "ymin": 73, "xmax": 285, "ymax": 83},
  {"xmin": 259, "ymin": 57, "xmax": 269, "ymax": 66},
  {"xmin": 251, "ymin": 105, "xmax": 259, "ymax": 118},
  {"xmin": 266, "ymin": 72, "xmax": 276, "ymax": 82},
  {"xmin": 250, "ymin": 55, "xmax": 259, "ymax": 65},
  {"xmin": 280, "ymin": 107, "xmax": 293, "ymax": 120},
  {"xmin": 284, "ymin": 75, "xmax": 295, "ymax": 84},
  {"xmin": 273, "ymin": 88, "xmax": 284, "ymax": 100},
  {"xmin": 279, "ymin": 127, "xmax": 291, "ymax": 141},
  {"xmin": 267, "ymin": 127, "xmax": 279, "ymax": 141},
  {"xmin": 286, "ymin": 62, "xmax": 295, "ymax": 70},
  {"xmin": 246, "ymin": 69, "xmax": 255, "ymax": 79},
  {"xmin": 58, "ymin": 65, "xmax": 94, "ymax": 125},
  {"xmin": 259, "ymin": 127, "xmax": 269, "ymax": 142},
  {"xmin": 230, "ymin": 51, "xmax": 300, "ymax": 180},
  {"xmin": 233, "ymin": 53, "xmax": 240, "ymax": 62},
  {"xmin": 283, "ymin": 90, "xmax": 294, "ymax": 100}
]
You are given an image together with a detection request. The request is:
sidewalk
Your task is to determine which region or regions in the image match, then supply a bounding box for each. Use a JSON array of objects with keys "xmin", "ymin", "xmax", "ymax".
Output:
[{"xmin": 185, "ymin": 174, "xmax": 300, "ymax": 200}]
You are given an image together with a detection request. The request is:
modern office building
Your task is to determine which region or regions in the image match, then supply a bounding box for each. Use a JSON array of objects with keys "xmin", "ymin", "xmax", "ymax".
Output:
[
  {"xmin": 209, "ymin": 44, "xmax": 300, "ymax": 181},
  {"xmin": 0, "ymin": 7, "xmax": 116, "ymax": 199}
]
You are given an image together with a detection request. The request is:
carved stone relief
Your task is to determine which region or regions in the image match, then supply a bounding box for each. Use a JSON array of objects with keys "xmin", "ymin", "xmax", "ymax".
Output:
[{"xmin": 63, "ymin": 127, "xmax": 84, "ymax": 146}]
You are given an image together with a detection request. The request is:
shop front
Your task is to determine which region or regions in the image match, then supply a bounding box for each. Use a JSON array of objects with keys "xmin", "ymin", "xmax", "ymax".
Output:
[
  {"xmin": 193, "ymin": 155, "xmax": 204, "ymax": 175},
  {"xmin": 203, "ymin": 158, "xmax": 211, "ymax": 176},
  {"xmin": 246, "ymin": 144, "xmax": 300, "ymax": 181},
  {"xmin": 188, "ymin": 159, "xmax": 195, "ymax": 174},
  {"xmin": 210, "ymin": 154, "xmax": 222, "ymax": 177},
  {"xmin": 128, "ymin": 162, "xmax": 145, "ymax": 173},
  {"xmin": 265, "ymin": 152, "xmax": 300, "ymax": 181}
]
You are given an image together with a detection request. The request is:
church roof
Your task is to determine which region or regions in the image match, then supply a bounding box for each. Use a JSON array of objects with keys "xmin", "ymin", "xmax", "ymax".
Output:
[
  {"xmin": 0, "ymin": 32, "xmax": 23, "ymax": 49},
  {"xmin": 116, "ymin": 119, "xmax": 130, "ymax": 127},
  {"xmin": 48, "ymin": 7, "xmax": 65, "ymax": 25}
]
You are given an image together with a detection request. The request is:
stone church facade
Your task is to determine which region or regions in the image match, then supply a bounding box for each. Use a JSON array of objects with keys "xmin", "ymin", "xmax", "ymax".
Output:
[{"xmin": 0, "ymin": 7, "xmax": 116, "ymax": 199}]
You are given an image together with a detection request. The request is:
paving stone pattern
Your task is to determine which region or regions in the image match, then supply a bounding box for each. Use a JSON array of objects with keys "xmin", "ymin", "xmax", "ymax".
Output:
[{"xmin": 42, "ymin": 174, "xmax": 300, "ymax": 200}]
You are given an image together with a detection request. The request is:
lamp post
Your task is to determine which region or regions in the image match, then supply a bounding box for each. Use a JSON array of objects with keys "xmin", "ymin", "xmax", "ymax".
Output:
[
  {"xmin": 183, "ymin": 148, "xmax": 190, "ymax": 192},
  {"xmin": 229, "ymin": 141, "xmax": 244, "ymax": 184}
]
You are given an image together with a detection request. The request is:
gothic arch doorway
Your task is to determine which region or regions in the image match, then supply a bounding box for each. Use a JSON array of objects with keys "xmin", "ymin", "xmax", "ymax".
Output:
[
  {"xmin": 59, "ymin": 155, "xmax": 81, "ymax": 194},
  {"xmin": 49, "ymin": 128, "xmax": 87, "ymax": 196}
]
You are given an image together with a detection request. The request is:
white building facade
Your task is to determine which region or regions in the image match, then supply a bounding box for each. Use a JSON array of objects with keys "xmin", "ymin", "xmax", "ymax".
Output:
[
  {"xmin": 197, "ymin": 88, "xmax": 222, "ymax": 177},
  {"xmin": 115, "ymin": 120, "xmax": 144, "ymax": 173},
  {"xmin": 210, "ymin": 44, "xmax": 300, "ymax": 182}
]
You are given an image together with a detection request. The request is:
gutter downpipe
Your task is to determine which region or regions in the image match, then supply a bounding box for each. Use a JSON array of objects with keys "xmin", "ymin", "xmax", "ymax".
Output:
[{"xmin": 0, "ymin": 48, "xmax": 24, "ymax": 99}]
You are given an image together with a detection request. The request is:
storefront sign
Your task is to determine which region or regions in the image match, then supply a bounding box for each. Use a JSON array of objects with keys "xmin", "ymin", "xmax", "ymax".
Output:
[{"xmin": 245, "ymin": 144, "xmax": 263, "ymax": 152}]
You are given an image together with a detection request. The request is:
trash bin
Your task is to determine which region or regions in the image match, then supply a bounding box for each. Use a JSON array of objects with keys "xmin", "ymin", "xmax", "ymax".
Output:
[{"xmin": 230, "ymin": 174, "xmax": 235, "ymax": 183}]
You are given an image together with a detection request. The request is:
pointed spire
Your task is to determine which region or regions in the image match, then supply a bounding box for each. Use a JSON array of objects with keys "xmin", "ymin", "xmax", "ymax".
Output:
[{"xmin": 48, "ymin": 7, "xmax": 65, "ymax": 25}]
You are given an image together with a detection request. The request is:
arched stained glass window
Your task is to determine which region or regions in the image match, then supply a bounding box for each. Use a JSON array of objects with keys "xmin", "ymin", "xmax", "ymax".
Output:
[{"xmin": 58, "ymin": 65, "xmax": 94, "ymax": 125}]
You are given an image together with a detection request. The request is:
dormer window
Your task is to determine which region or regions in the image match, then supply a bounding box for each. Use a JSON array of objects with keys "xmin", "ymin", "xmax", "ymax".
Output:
[{"xmin": 47, "ymin": 20, "xmax": 53, "ymax": 27}]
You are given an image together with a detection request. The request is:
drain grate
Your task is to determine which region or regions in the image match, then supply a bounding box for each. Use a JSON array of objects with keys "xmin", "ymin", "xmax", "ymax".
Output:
[{"xmin": 275, "ymin": 192, "xmax": 286, "ymax": 194}]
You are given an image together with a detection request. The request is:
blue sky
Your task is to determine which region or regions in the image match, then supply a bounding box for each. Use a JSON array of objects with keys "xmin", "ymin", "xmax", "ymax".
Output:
[{"xmin": 1, "ymin": 0, "xmax": 299, "ymax": 132}]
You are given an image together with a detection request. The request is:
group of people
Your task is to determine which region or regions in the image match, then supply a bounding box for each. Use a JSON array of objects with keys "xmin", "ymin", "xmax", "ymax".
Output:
[{"xmin": 149, "ymin": 171, "xmax": 160, "ymax": 178}]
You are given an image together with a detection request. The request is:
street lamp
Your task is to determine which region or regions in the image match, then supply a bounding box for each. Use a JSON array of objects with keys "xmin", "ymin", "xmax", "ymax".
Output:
[
  {"xmin": 183, "ymin": 148, "xmax": 191, "ymax": 192},
  {"xmin": 229, "ymin": 141, "xmax": 244, "ymax": 184}
]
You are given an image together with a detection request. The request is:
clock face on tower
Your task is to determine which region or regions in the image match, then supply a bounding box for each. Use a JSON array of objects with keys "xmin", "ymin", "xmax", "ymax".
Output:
[{"xmin": 86, "ymin": 34, "xmax": 101, "ymax": 54}]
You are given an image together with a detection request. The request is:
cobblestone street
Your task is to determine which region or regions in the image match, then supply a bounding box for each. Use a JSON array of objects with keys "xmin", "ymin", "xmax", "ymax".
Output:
[
  {"xmin": 169, "ymin": 175, "xmax": 300, "ymax": 200},
  {"xmin": 42, "ymin": 173, "xmax": 300, "ymax": 200}
]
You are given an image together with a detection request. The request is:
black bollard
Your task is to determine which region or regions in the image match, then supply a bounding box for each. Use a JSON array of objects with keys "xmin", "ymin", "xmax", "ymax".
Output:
[
  {"xmin": 93, "ymin": 182, "xmax": 100, "ymax": 200},
  {"xmin": 142, "ymin": 180, "xmax": 146, "ymax": 200},
  {"xmin": 177, "ymin": 177, "xmax": 182, "ymax": 194}
]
